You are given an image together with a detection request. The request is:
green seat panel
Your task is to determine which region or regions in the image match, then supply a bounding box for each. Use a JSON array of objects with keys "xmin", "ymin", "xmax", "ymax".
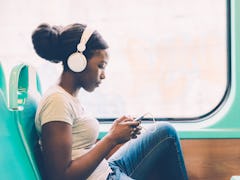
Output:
[
  {"xmin": 0, "ymin": 62, "xmax": 7, "ymax": 103},
  {"xmin": 0, "ymin": 63, "xmax": 42, "ymax": 180}
]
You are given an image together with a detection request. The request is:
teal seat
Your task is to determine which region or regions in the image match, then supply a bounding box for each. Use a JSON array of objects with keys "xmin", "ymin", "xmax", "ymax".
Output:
[
  {"xmin": 0, "ymin": 63, "xmax": 17, "ymax": 179},
  {"xmin": 0, "ymin": 63, "xmax": 43, "ymax": 180},
  {"xmin": 0, "ymin": 62, "xmax": 7, "ymax": 103}
]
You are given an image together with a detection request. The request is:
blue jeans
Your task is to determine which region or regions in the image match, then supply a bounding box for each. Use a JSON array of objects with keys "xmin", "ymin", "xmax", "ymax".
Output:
[{"xmin": 107, "ymin": 122, "xmax": 188, "ymax": 180}]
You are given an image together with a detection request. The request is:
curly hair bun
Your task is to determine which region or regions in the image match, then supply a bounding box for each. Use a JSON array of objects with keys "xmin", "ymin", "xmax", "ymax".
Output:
[{"xmin": 32, "ymin": 23, "xmax": 62, "ymax": 63}]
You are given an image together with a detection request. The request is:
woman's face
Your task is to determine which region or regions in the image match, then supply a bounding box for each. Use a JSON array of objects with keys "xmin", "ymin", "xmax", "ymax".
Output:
[{"xmin": 78, "ymin": 49, "xmax": 109, "ymax": 92}]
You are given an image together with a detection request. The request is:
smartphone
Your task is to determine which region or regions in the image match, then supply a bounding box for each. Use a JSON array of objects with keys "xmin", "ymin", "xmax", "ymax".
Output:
[{"xmin": 134, "ymin": 114, "xmax": 144, "ymax": 123}]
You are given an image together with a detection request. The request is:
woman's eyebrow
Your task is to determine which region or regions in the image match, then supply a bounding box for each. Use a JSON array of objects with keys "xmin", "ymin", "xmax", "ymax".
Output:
[{"xmin": 101, "ymin": 60, "xmax": 108, "ymax": 65}]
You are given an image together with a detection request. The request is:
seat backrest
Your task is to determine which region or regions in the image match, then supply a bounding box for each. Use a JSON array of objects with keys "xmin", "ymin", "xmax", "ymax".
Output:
[
  {"xmin": 0, "ymin": 63, "xmax": 43, "ymax": 180},
  {"xmin": 0, "ymin": 86, "xmax": 19, "ymax": 179},
  {"xmin": 0, "ymin": 63, "xmax": 16, "ymax": 179},
  {"xmin": 0, "ymin": 62, "xmax": 7, "ymax": 103}
]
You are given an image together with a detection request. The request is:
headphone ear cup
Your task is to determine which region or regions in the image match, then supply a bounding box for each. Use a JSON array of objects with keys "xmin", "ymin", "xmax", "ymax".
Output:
[{"xmin": 67, "ymin": 52, "xmax": 87, "ymax": 72}]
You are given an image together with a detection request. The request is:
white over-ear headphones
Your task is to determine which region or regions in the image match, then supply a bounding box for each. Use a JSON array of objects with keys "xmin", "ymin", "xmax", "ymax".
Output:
[{"xmin": 67, "ymin": 26, "xmax": 94, "ymax": 72}]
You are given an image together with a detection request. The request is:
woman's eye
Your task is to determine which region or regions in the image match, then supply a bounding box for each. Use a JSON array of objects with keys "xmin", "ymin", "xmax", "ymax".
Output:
[{"xmin": 99, "ymin": 64, "xmax": 105, "ymax": 69}]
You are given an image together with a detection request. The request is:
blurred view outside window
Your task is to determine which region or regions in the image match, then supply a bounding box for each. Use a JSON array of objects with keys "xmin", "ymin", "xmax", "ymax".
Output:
[{"xmin": 0, "ymin": 0, "xmax": 227, "ymax": 119}]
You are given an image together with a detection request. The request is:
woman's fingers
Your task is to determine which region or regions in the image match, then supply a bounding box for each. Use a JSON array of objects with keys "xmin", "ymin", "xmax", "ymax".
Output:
[
  {"xmin": 114, "ymin": 115, "xmax": 134, "ymax": 124},
  {"xmin": 122, "ymin": 121, "xmax": 140, "ymax": 127},
  {"xmin": 130, "ymin": 125, "xmax": 142, "ymax": 139}
]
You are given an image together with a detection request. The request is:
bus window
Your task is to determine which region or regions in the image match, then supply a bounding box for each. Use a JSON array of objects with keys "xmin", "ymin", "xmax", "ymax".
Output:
[
  {"xmin": 79, "ymin": 0, "xmax": 229, "ymax": 120},
  {"xmin": 0, "ymin": 0, "xmax": 228, "ymax": 121}
]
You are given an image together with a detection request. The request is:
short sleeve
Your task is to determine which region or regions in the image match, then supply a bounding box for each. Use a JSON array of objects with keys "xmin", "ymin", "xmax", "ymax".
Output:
[{"xmin": 39, "ymin": 93, "xmax": 74, "ymax": 126}]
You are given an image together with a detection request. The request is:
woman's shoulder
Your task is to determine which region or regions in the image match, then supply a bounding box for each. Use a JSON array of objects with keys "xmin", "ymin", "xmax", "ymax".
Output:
[
  {"xmin": 43, "ymin": 85, "xmax": 71, "ymax": 99},
  {"xmin": 38, "ymin": 86, "xmax": 72, "ymax": 108}
]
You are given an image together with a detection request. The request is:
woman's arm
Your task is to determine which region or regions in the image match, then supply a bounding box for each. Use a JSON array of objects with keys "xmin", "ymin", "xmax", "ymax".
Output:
[{"xmin": 41, "ymin": 116, "xmax": 139, "ymax": 180}]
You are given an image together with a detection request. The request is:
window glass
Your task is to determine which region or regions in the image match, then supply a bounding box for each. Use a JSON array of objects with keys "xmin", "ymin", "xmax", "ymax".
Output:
[{"xmin": 0, "ymin": 0, "xmax": 227, "ymax": 119}]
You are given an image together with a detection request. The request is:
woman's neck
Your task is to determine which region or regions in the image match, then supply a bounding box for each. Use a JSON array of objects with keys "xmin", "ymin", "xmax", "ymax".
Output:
[{"xmin": 58, "ymin": 72, "xmax": 80, "ymax": 97}]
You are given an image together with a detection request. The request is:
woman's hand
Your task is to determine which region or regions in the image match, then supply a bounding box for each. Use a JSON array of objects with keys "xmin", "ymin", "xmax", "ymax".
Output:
[
  {"xmin": 130, "ymin": 125, "xmax": 142, "ymax": 139},
  {"xmin": 106, "ymin": 116, "xmax": 141, "ymax": 145}
]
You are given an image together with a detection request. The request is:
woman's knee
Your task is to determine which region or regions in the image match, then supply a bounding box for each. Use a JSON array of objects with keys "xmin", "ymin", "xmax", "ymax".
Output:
[{"xmin": 154, "ymin": 122, "xmax": 179, "ymax": 139}]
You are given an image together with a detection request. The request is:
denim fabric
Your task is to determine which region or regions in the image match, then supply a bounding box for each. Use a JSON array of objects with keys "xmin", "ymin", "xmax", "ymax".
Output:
[
  {"xmin": 106, "ymin": 165, "xmax": 134, "ymax": 180},
  {"xmin": 107, "ymin": 122, "xmax": 188, "ymax": 180}
]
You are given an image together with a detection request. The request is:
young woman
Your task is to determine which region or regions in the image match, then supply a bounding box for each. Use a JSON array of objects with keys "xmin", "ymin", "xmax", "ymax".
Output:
[{"xmin": 32, "ymin": 23, "xmax": 188, "ymax": 180}]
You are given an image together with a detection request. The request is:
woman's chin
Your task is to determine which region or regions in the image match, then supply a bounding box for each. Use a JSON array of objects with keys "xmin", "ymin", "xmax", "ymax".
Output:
[{"xmin": 84, "ymin": 86, "xmax": 96, "ymax": 92}]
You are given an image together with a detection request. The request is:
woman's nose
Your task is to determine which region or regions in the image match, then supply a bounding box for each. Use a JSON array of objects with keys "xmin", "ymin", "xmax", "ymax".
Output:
[{"xmin": 100, "ymin": 71, "xmax": 105, "ymax": 79}]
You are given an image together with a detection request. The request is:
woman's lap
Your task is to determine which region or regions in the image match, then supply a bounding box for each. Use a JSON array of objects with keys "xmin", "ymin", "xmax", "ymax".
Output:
[{"xmin": 107, "ymin": 122, "xmax": 188, "ymax": 180}]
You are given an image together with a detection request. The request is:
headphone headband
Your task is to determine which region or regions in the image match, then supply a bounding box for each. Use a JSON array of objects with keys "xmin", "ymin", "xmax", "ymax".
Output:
[{"xmin": 77, "ymin": 26, "xmax": 95, "ymax": 52}]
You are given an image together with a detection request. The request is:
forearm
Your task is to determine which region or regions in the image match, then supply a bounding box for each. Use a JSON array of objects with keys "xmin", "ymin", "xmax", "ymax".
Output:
[{"xmin": 105, "ymin": 143, "xmax": 124, "ymax": 159}]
